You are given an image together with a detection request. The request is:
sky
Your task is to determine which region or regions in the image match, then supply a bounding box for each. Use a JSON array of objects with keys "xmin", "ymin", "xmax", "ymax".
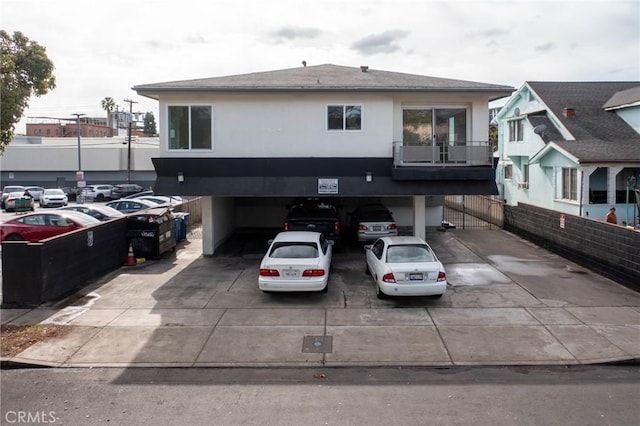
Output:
[{"xmin": 2, "ymin": 0, "xmax": 639, "ymax": 134}]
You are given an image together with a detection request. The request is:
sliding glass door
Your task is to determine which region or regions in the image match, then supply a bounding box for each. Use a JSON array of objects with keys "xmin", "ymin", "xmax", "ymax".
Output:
[{"xmin": 403, "ymin": 107, "xmax": 467, "ymax": 163}]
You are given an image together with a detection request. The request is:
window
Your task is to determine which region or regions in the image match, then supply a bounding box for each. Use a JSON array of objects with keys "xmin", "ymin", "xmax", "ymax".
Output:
[
  {"xmin": 504, "ymin": 164, "xmax": 513, "ymax": 180},
  {"xmin": 508, "ymin": 119, "xmax": 524, "ymax": 142},
  {"xmin": 168, "ymin": 105, "xmax": 212, "ymax": 150},
  {"xmin": 327, "ymin": 105, "xmax": 361, "ymax": 131},
  {"xmin": 562, "ymin": 168, "xmax": 578, "ymax": 200}
]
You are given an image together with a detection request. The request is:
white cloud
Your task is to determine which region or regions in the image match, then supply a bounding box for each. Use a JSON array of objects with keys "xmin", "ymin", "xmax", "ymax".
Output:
[{"xmin": 2, "ymin": 0, "xmax": 638, "ymax": 133}]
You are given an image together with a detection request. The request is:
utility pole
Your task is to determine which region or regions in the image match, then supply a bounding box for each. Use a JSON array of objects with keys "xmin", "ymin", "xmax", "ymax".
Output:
[
  {"xmin": 71, "ymin": 113, "xmax": 85, "ymax": 173},
  {"xmin": 124, "ymin": 99, "xmax": 137, "ymax": 183}
]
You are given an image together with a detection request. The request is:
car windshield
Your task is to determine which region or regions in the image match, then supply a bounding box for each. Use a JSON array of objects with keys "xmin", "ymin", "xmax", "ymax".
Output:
[
  {"xmin": 386, "ymin": 244, "xmax": 435, "ymax": 263},
  {"xmin": 45, "ymin": 189, "xmax": 64, "ymax": 195},
  {"xmin": 269, "ymin": 242, "xmax": 319, "ymax": 258}
]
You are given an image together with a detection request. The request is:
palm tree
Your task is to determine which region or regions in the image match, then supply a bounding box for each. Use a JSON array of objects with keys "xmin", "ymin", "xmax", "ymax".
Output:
[{"xmin": 101, "ymin": 97, "xmax": 116, "ymax": 136}]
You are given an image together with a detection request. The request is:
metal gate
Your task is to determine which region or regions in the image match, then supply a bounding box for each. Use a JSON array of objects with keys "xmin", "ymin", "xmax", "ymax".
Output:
[{"xmin": 443, "ymin": 195, "xmax": 504, "ymax": 230}]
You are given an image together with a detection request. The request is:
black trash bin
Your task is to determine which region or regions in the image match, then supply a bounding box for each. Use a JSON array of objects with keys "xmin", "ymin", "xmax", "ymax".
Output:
[{"xmin": 125, "ymin": 207, "xmax": 176, "ymax": 259}]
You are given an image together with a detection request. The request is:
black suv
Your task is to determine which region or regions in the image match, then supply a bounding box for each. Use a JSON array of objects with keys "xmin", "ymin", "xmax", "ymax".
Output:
[
  {"xmin": 283, "ymin": 198, "xmax": 341, "ymax": 242},
  {"xmin": 112, "ymin": 184, "xmax": 144, "ymax": 199}
]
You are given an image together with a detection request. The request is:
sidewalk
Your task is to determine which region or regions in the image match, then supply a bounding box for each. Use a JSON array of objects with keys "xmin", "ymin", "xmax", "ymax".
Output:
[{"xmin": 2, "ymin": 229, "xmax": 639, "ymax": 368}]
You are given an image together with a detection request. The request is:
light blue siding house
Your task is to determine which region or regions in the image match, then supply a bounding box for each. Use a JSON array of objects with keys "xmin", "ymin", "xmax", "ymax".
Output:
[{"xmin": 496, "ymin": 82, "xmax": 640, "ymax": 226}]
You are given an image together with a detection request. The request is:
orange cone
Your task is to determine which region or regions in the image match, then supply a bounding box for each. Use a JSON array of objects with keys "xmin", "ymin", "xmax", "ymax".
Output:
[{"xmin": 125, "ymin": 243, "xmax": 136, "ymax": 266}]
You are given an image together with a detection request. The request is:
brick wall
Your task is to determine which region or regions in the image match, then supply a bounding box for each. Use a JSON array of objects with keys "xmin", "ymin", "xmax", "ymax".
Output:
[{"xmin": 504, "ymin": 203, "xmax": 640, "ymax": 291}]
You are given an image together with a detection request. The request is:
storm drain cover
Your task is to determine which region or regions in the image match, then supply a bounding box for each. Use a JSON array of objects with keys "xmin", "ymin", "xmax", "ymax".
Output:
[{"xmin": 302, "ymin": 336, "xmax": 333, "ymax": 353}]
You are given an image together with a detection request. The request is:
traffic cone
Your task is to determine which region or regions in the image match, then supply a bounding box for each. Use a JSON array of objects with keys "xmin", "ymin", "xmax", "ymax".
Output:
[{"xmin": 125, "ymin": 243, "xmax": 136, "ymax": 266}]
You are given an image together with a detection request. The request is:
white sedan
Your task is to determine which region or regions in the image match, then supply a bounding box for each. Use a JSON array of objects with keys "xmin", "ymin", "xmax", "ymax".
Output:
[
  {"xmin": 259, "ymin": 231, "xmax": 333, "ymax": 293},
  {"xmin": 365, "ymin": 236, "xmax": 447, "ymax": 299}
]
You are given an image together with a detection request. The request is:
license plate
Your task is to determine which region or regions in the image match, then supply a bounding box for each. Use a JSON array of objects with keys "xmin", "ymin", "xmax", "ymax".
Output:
[
  {"xmin": 372, "ymin": 226, "xmax": 382, "ymax": 231},
  {"xmin": 283, "ymin": 269, "xmax": 299, "ymax": 278},
  {"xmin": 409, "ymin": 273, "xmax": 423, "ymax": 281}
]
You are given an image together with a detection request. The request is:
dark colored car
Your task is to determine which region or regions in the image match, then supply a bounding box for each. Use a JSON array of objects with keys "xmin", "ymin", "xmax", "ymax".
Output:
[
  {"xmin": 283, "ymin": 198, "xmax": 341, "ymax": 242},
  {"xmin": 0, "ymin": 211, "xmax": 101, "ymax": 242},
  {"xmin": 112, "ymin": 184, "xmax": 145, "ymax": 199},
  {"xmin": 60, "ymin": 187, "xmax": 79, "ymax": 201}
]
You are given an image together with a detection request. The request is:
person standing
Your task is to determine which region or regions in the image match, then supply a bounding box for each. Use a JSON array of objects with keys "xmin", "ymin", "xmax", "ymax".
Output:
[{"xmin": 605, "ymin": 207, "xmax": 617, "ymax": 224}]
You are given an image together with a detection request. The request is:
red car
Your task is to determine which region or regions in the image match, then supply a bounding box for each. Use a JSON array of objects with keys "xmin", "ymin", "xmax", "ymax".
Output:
[{"xmin": 0, "ymin": 211, "xmax": 101, "ymax": 243}]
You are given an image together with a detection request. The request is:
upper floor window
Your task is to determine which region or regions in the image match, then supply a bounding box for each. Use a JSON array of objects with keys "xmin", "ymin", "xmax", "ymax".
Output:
[
  {"xmin": 504, "ymin": 164, "xmax": 513, "ymax": 180},
  {"xmin": 508, "ymin": 118, "xmax": 524, "ymax": 142},
  {"xmin": 327, "ymin": 105, "xmax": 362, "ymax": 131},
  {"xmin": 168, "ymin": 105, "xmax": 213, "ymax": 150},
  {"xmin": 562, "ymin": 167, "xmax": 578, "ymax": 200}
]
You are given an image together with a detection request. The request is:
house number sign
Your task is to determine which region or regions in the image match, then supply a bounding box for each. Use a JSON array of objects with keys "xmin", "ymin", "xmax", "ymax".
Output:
[{"xmin": 318, "ymin": 178, "xmax": 338, "ymax": 194}]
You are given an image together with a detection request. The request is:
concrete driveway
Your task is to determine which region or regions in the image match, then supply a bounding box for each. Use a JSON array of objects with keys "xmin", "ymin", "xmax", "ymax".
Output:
[{"xmin": 2, "ymin": 228, "xmax": 639, "ymax": 367}]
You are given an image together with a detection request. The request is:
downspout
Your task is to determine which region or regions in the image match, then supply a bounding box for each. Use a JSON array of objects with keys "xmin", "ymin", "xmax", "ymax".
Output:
[{"xmin": 579, "ymin": 170, "xmax": 584, "ymax": 217}]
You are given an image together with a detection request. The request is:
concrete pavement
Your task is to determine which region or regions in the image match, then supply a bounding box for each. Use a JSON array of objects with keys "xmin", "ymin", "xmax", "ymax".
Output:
[{"xmin": 2, "ymin": 228, "xmax": 639, "ymax": 367}]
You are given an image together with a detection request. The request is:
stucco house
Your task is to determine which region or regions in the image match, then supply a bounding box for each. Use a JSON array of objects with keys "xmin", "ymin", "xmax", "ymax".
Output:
[
  {"xmin": 133, "ymin": 64, "xmax": 513, "ymax": 254},
  {"xmin": 496, "ymin": 82, "xmax": 640, "ymax": 226}
]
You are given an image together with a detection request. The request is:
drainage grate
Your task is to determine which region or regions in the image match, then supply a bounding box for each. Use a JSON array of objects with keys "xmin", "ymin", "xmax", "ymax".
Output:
[{"xmin": 302, "ymin": 335, "xmax": 333, "ymax": 353}]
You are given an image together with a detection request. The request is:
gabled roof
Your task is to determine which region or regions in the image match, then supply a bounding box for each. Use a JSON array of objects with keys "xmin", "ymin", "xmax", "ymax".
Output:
[
  {"xmin": 603, "ymin": 86, "xmax": 640, "ymax": 110},
  {"xmin": 526, "ymin": 81, "xmax": 640, "ymax": 163},
  {"xmin": 133, "ymin": 64, "xmax": 514, "ymax": 98}
]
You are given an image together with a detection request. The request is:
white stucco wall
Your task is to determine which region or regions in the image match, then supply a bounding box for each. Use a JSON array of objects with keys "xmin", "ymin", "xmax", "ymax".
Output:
[{"xmin": 157, "ymin": 92, "xmax": 493, "ymax": 158}]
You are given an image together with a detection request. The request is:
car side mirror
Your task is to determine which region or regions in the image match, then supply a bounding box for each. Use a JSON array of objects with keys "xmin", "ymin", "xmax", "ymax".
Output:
[
  {"xmin": 364, "ymin": 245, "xmax": 372, "ymax": 251},
  {"xmin": 267, "ymin": 239, "xmax": 274, "ymax": 245},
  {"xmin": 328, "ymin": 240, "xmax": 334, "ymax": 246}
]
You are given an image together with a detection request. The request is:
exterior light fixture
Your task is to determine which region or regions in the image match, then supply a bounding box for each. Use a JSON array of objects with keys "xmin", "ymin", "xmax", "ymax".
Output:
[
  {"xmin": 177, "ymin": 172, "xmax": 184, "ymax": 182},
  {"xmin": 366, "ymin": 172, "xmax": 372, "ymax": 182}
]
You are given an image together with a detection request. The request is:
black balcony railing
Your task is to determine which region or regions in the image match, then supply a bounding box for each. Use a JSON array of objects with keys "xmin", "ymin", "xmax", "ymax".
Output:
[{"xmin": 393, "ymin": 141, "xmax": 492, "ymax": 166}]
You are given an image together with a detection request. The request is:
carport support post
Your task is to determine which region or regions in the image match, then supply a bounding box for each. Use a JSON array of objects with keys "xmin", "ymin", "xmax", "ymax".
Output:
[
  {"xmin": 202, "ymin": 196, "xmax": 215, "ymax": 255},
  {"xmin": 413, "ymin": 195, "xmax": 426, "ymax": 240}
]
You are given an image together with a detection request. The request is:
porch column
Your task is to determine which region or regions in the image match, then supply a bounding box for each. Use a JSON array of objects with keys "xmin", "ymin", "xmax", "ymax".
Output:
[
  {"xmin": 413, "ymin": 195, "xmax": 426, "ymax": 240},
  {"xmin": 201, "ymin": 196, "xmax": 214, "ymax": 256},
  {"xmin": 608, "ymin": 166, "xmax": 623, "ymax": 205},
  {"xmin": 581, "ymin": 166, "xmax": 597, "ymax": 212}
]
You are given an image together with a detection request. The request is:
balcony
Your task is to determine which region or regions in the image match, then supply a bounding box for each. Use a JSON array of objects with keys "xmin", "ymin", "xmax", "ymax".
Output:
[{"xmin": 393, "ymin": 141, "xmax": 492, "ymax": 167}]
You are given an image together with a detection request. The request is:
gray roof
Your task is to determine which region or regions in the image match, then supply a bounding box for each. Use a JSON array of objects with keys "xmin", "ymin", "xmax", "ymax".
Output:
[
  {"xmin": 603, "ymin": 86, "xmax": 640, "ymax": 109},
  {"xmin": 527, "ymin": 81, "xmax": 640, "ymax": 163},
  {"xmin": 134, "ymin": 64, "xmax": 513, "ymax": 96}
]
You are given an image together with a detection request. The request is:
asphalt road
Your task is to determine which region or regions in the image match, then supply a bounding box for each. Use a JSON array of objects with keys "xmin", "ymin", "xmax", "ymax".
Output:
[{"xmin": 2, "ymin": 366, "xmax": 639, "ymax": 425}]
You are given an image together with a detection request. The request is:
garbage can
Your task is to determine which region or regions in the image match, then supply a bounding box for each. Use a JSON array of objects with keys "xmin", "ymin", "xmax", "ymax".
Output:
[
  {"xmin": 125, "ymin": 207, "xmax": 176, "ymax": 259},
  {"xmin": 173, "ymin": 212, "xmax": 190, "ymax": 242}
]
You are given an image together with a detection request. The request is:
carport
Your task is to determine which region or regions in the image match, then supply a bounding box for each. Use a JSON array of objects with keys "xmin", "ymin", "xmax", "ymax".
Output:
[{"xmin": 152, "ymin": 157, "xmax": 497, "ymax": 255}]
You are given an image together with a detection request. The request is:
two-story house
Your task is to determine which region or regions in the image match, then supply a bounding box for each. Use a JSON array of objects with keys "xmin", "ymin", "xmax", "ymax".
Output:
[
  {"xmin": 496, "ymin": 82, "xmax": 640, "ymax": 226},
  {"xmin": 133, "ymin": 64, "xmax": 513, "ymax": 254}
]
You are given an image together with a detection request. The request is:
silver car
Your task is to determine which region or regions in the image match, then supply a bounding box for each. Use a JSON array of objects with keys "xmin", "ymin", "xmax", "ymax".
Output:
[{"xmin": 351, "ymin": 204, "xmax": 398, "ymax": 242}]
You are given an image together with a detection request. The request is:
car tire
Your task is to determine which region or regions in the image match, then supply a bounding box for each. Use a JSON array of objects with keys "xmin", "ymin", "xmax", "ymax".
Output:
[
  {"xmin": 96, "ymin": 194, "xmax": 104, "ymax": 201},
  {"xmin": 376, "ymin": 284, "xmax": 387, "ymax": 299},
  {"xmin": 5, "ymin": 234, "xmax": 24, "ymax": 241},
  {"xmin": 320, "ymin": 284, "xmax": 328, "ymax": 293},
  {"xmin": 365, "ymin": 263, "xmax": 371, "ymax": 275}
]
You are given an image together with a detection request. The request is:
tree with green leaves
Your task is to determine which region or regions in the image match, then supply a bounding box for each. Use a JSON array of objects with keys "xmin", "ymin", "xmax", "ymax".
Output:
[
  {"xmin": 143, "ymin": 112, "xmax": 157, "ymax": 136},
  {"xmin": 101, "ymin": 96, "xmax": 116, "ymax": 136},
  {"xmin": 0, "ymin": 30, "xmax": 56, "ymax": 153}
]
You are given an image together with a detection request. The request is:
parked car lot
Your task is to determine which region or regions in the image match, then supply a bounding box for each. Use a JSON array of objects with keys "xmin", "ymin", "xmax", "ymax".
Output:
[
  {"xmin": 106, "ymin": 198, "xmax": 158, "ymax": 213},
  {"xmin": 3, "ymin": 192, "xmax": 35, "ymax": 212},
  {"xmin": 24, "ymin": 186, "xmax": 45, "ymax": 201},
  {"xmin": 350, "ymin": 203, "xmax": 398, "ymax": 242},
  {"xmin": 80, "ymin": 184, "xmax": 114, "ymax": 201},
  {"xmin": 284, "ymin": 198, "xmax": 341, "ymax": 243},
  {"xmin": 58, "ymin": 204, "xmax": 125, "ymax": 221},
  {"xmin": 1, "ymin": 185, "xmax": 26, "ymax": 209},
  {"xmin": 365, "ymin": 236, "xmax": 447, "ymax": 299},
  {"xmin": 0, "ymin": 210, "xmax": 101, "ymax": 242},
  {"xmin": 259, "ymin": 231, "xmax": 333, "ymax": 293},
  {"xmin": 39, "ymin": 188, "xmax": 68, "ymax": 208},
  {"xmin": 111, "ymin": 183, "xmax": 144, "ymax": 199}
]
